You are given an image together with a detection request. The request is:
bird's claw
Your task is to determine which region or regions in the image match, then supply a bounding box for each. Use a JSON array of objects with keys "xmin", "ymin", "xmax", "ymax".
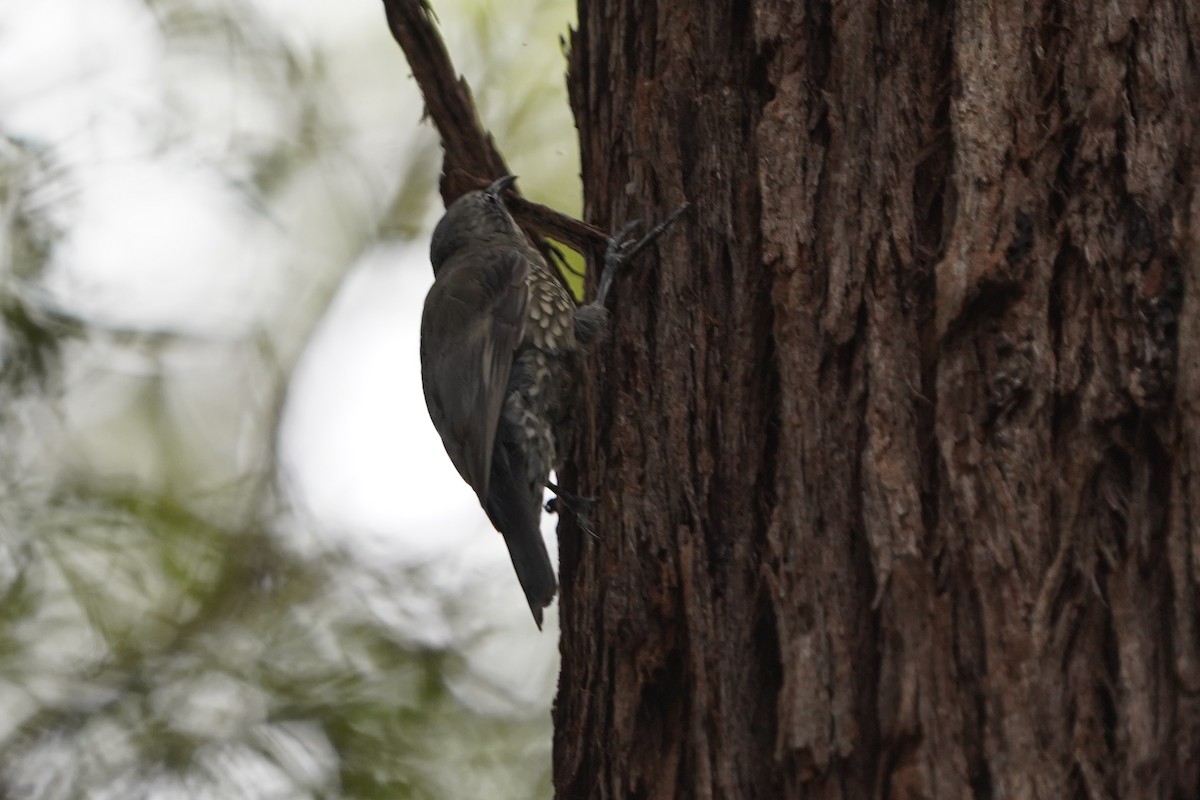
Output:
[
  {"xmin": 594, "ymin": 204, "xmax": 688, "ymax": 307},
  {"xmin": 576, "ymin": 513, "xmax": 600, "ymax": 541},
  {"xmin": 545, "ymin": 484, "xmax": 601, "ymax": 541},
  {"xmin": 545, "ymin": 490, "xmax": 598, "ymax": 515},
  {"xmin": 604, "ymin": 220, "xmax": 644, "ymax": 266}
]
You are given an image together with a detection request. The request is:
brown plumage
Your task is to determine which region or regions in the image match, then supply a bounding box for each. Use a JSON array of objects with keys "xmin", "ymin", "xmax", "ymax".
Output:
[
  {"xmin": 420, "ymin": 176, "xmax": 684, "ymax": 627},
  {"xmin": 420, "ymin": 176, "xmax": 572, "ymax": 628}
]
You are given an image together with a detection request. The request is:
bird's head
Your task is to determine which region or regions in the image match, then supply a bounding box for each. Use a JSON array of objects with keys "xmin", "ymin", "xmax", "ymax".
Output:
[{"xmin": 429, "ymin": 175, "xmax": 521, "ymax": 272}]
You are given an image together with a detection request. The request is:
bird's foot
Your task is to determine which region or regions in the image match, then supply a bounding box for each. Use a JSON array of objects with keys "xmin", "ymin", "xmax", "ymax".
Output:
[
  {"xmin": 593, "ymin": 204, "xmax": 689, "ymax": 308},
  {"xmin": 545, "ymin": 482, "xmax": 600, "ymax": 540}
]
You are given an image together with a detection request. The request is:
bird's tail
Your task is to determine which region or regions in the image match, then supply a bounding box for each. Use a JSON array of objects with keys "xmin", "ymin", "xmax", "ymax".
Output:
[
  {"xmin": 501, "ymin": 523, "xmax": 557, "ymax": 630},
  {"xmin": 485, "ymin": 442, "xmax": 557, "ymax": 629}
]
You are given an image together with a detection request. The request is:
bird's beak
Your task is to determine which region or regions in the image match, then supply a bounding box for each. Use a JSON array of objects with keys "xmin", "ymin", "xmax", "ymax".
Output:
[{"xmin": 486, "ymin": 174, "xmax": 518, "ymax": 198}]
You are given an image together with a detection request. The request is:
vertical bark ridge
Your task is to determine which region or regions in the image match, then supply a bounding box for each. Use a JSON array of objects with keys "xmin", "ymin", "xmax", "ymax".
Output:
[{"xmin": 557, "ymin": 1, "xmax": 1200, "ymax": 798}]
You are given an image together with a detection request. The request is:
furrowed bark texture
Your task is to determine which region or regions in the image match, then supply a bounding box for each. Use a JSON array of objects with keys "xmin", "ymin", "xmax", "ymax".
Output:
[{"xmin": 555, "ymin": 1, "xmax": 1199, "ymax": 798}]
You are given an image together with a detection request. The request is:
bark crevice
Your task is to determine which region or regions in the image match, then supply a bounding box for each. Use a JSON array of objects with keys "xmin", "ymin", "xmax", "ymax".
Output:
[{"xmin": 551, "ymin": 1, "xmax": 1200, "ymax": 798}]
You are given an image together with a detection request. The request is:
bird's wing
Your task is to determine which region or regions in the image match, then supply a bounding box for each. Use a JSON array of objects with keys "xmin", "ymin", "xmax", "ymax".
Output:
[{"xmin": 420, "ymin": 248, "xmax": 530, "ymax": 502}]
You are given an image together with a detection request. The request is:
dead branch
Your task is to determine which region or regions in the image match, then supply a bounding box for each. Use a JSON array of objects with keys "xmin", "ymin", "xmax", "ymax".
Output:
[{"xmin": 380, "ymin": 0, "xmax": 607, "ymax": 256}]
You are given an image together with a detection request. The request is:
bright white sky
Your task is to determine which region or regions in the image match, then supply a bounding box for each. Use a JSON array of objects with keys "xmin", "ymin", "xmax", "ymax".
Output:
[{"xmin": 0, "ymin": 0, "xmax": 563, "ymax": 714}]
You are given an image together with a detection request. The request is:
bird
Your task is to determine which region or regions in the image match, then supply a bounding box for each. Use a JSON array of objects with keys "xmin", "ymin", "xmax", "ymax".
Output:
[{"xmin": 419, "ymin": 175, "xmax": 683, "ymax": 627}]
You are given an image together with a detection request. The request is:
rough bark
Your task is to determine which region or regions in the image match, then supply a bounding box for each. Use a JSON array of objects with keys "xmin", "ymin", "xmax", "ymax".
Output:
[{"xmin": 555, "ymin": 2, "xmax": 1200, "ymax": 799}]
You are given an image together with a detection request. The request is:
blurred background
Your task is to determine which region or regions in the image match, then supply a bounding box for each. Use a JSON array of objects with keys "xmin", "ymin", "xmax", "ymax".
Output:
[{"xmin": 0, "ymin": 0, "xmax": 579, "ymax": 797}]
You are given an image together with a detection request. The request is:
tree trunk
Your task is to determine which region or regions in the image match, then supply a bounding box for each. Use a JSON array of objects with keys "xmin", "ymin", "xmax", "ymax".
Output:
[{"xmin": 554, "ymin": 1, "xmax": 1200, "ymax": 798}]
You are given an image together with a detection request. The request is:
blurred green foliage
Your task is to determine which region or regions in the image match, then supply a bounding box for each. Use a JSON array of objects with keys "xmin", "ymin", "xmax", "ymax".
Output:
[{"xmin": 0, "ymin": 0, "xmax": 577, "ymax": 797}]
